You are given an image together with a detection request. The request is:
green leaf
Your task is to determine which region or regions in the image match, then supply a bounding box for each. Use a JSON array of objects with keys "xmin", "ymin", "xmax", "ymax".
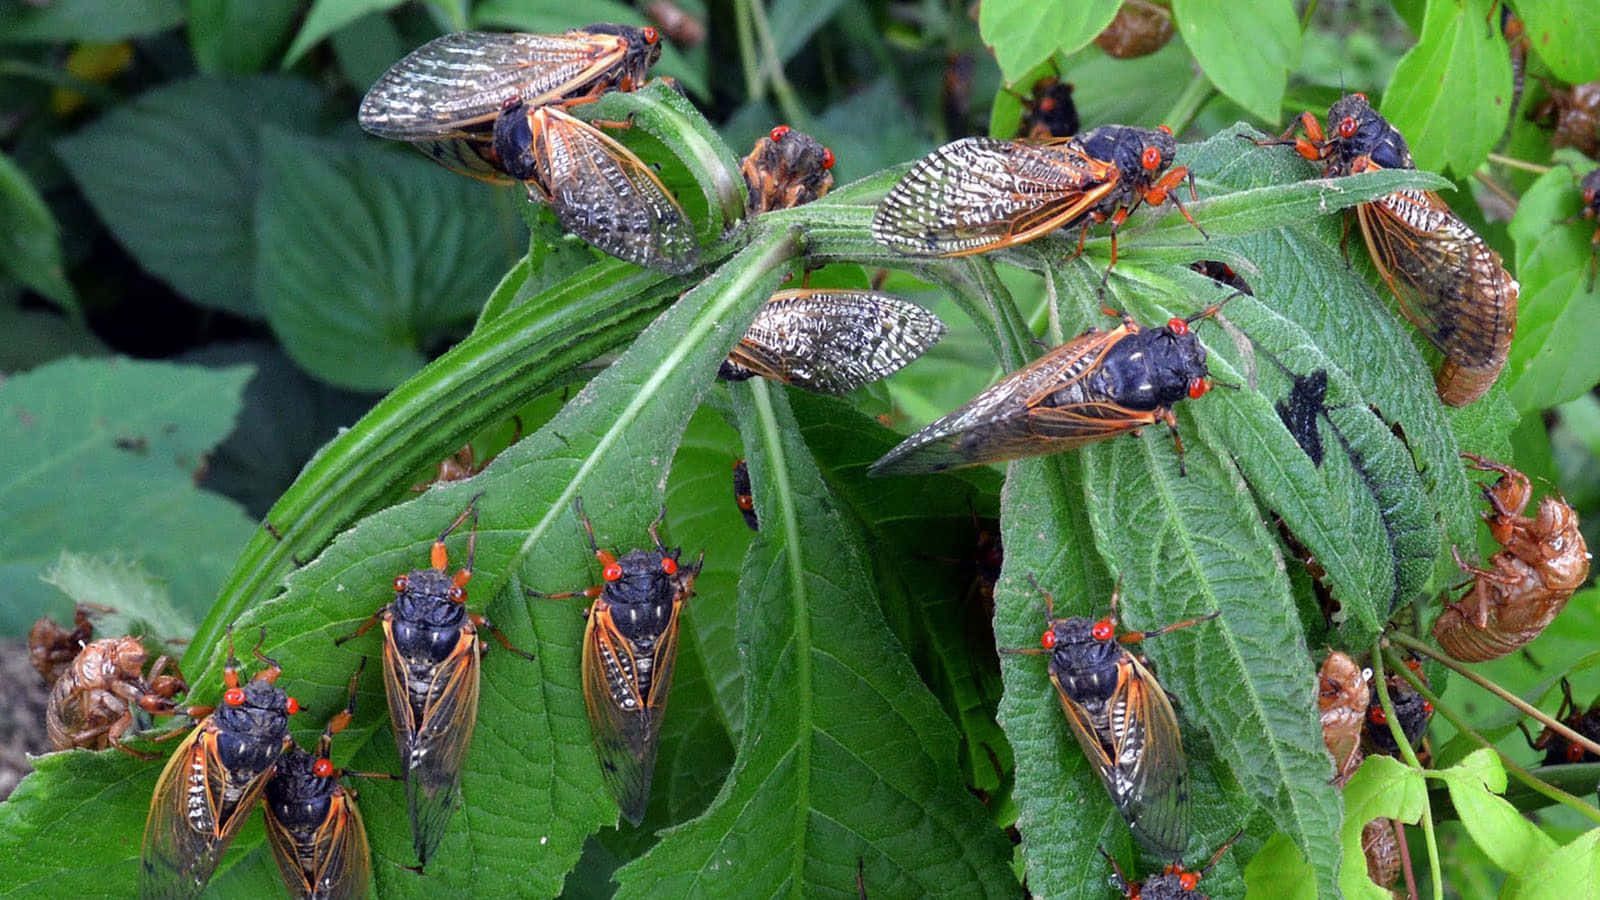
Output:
[
  {"xmin": 1172, "ymin": 0, "xmax": 1300, "ymax": 123},
  {"xmin": 1429, "ymin": 748, "xmax": 1555, "ymax": 876},
  {"xmin": 1244, "ymin": 833, "xmax": 1318, "ymax": 900},
  {"xmin": 328, "ymin": 8, "xmax": 404, "ymax": 91},
  {"xmin": 255, "ymin": 128, "xmax": 526, "ymax": 391},
  {"xmin": 282, "ymin": 0, "xmax": 403, "ymax": 66},
  {"xmin": 40, "ymin": 551, "xmax": 195, "ymax": 641},
  {"xmin": 0, "ymin": 306, "xmax": 106, "ymax": 372},
  {"xmin": 1500, "ymin": 827, "xmax": 1600, "ymax": 899},
  {"xmin": 1337, "ymin": 755, "xmax": 1427, "ymax": 900},
  {"xmin": 0, "ymin": 357, "xmax": 255, "ymax": 634},
  {"xmin": 0, "ymin": 151, "xmax": 75, "ymax": 311},
  {"xmin": 0, "ymin": 0, "xmax": 181, "ymax": 42},
  {"xmin": 614, "ymin": 379, "xmax": 1017, "ymax": 897},
  {"xmin": 0, "ymin": 750, "xmax": 158, "ymax": 896},
  {"xmin": 1505, "ymin": 157, "xmax": 1600, "ymax": 413},
  {"xmin": 187, "ymin": 0, "xmax": 301, "ymax": 73},
  {"xmin": 53, "ymin": 76, "xmax": 324, "ymax": 319},
  {"xmin": 768, "ymin": 0, "xmax": 845, "ymax": 62},
  {"xmin": 1516, "ymin": 0, "xmax": 1600, "ymax": 83},
  {"xmin": 978, "ymin": 0, "xmax": 1120, "ymax": 84},
  {"xmin": 1381, "ymin": 0, "xmax": 1514, "ymax": 178}
]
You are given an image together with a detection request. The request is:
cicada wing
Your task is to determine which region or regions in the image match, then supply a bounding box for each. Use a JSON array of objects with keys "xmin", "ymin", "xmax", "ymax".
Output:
[
  {"xmin": 866, "ymin": 326, "xmax": 1133, "ymax": 475},
  {"xmin": 314, "ymin": 793, "xmax": 372, "ymax": 900},
  {"xmin": 1356, "ymin": 189, "xmax": 1517, "ymax": 402},
  {"xmin": 1112, "ymin": 656, "xmax": 1191, "ymax": 857},
  {"xmin": 381, "ymin": 619, "xmax": 480, "ymax": 865},
  {"xmin": 727, "ymin": 290, "xmax": 948, "ymax": 394},
  {"xmin": 871, "ymin": 137, "xmax": 1115, "ymax": 257},
  {"xmin": 141, "ymin": 721, "xmax": 273, "ymax": 898},
  {"xmin": 414, "ymin": 137, "xmax": 518, "ymax": 185},
  {"xmin": 262, "ymin": 801, "xmax": 312, "ymax": 899},
  {"xmin": 582, "ymin": 601, "xmax": 681, "ymax": 824},
  {"xmin": 529, "ymin": 106, "xmax": 699, "ymax": 274},
  {"xmin": 359, "ymin": 30, "xmax": 632, "ymax": 139}
]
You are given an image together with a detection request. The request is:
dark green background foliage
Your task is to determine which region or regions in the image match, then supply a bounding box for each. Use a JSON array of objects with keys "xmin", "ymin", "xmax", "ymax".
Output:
[{"xmin": 1, "ymin": 0, "xmax": 1598, "ymax": 897}]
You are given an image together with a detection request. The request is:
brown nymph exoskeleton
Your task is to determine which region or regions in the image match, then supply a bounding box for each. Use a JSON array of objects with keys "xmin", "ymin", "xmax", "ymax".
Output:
[
  {"xmin": 1317, "ymin": 650, "xmax": 1370, "ymax": 787},
  {"xmin": 30, "ymin": 605, "xmax": 187, "ymax": 753}
]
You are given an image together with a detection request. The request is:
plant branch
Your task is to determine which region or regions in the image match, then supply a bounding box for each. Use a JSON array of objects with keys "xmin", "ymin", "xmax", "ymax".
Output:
[{"xmin": 1371, "ymin": 640, "xmax": 1443, "ymax": 900}]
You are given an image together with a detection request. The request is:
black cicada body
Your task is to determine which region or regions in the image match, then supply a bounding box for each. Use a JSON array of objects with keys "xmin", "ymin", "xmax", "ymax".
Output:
[
  {"xmin": 1016, "ymin": 76, "xmax": 1079, "ymax": 141},
  {"xmin": 1100, "ymin": 830, "xmax": 1242, "ymax": 899},
  {"xmin": 731, "ymin": 459, "xmax": 759, "ymax": 531},
  {"xmin": 1520, "ymin": 678, "xmax": 1600, "ymax": 767},
  {"xmin": 740, "ymin": 124, "xmax": 835, "ymax": 214}
]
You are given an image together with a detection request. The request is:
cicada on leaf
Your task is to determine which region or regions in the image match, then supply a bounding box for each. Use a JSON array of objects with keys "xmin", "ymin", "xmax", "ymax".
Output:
[
  {"xmin": 141, "ymin": 629, "xmax": 299, "ymax": 899},
  {"xmin": 871, "ymin": 124, "xmax": 1204, "ymax": 269},
  {"xmin": 718, "ymin": 290, "xmax": 947, "ymax": 394},
  {"xmin": 1561, "ymin": 166, "xmax": 1600, "ymax": 290},
  {"xmin": 263, "ymin": 664, "xmax": 378, "ymax": 900},
  {"xmin": 1255, "ymin": 93, "xmax": 1517, "ymax": 406},
  {"xmin": 868, "ymin": 300, "xmax": 1229, "ymax": 477},
  {"xmin": 526, "ymin": 498, "xmax": 702, "ymax": 825},
  {"xmin": 740, "ymin": 124, "xmax": 835, "ymax": 214},
  {"xmin": 335, "ymin": 495, "xmax": 534, "ymax": 867},
  {"xmin": 1003, "ymin": 577, "xmax": 1219, "ymax": 856},
  {"xmin": 1013, "ymin": 76, "xmax": 1078, "ymax": 140}
]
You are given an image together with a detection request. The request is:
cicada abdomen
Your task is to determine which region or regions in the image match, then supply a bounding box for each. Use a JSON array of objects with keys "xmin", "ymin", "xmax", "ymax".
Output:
[
  {"xmin": 718, "ymin": 290, "xmax": 946, "ymax": 394},
  {"xmin": 1432, "ymin": 454, "xmax": 1589, "ymax": 662},
  {"xmin": 740, "ymin": 124, "xmax": 835, "ymax": 214}
]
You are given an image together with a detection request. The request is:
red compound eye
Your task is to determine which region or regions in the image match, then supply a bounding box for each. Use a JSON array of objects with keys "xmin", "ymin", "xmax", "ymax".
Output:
[
  {"xmin": 661, "ymin": 557, "xmax": 678, "ymax": 575},
  {"xmin": 1369, "ymin": 707, "xmax": 1387, "ymax": 725},
  {"xmin": 1039, "ymin": 97, "xmax": 1056, "ymax": 111},
  {"xmin": 1338, "ymin": 116, "xmax": 1358, "ymax": 139},
  {"xmin": 1353, "ymin": 91, "xmax": 1368, "ymax": 102},
  {"xmin": 224, "ymin": 687, "xmax": 246, "ymax": 707},
  {"xmin": 286, "ymin": 696, "xmax": 300, "ymax": 715},
  {"xmin": 1422, "ymin": 700, "xmax": 1434, "ymax": 714},
  {"xmin": 1040, "ymin": 629, "xmax": 1056, "ymax": 650},
  {"xmin": 449, "ymin": 585, "xmax": 466, "ymax": 603},
  {"xmin": 1167, "ymin": 316, "xmax": 1189, "ymax": 335},
  {"xmin": 1179, "ymin": 872, "xmax": 1200, "ymax": 891},
  {"xmin": 603, "ymin": 562, "xmax": 623, "ymax": 582},
  {"xmin": 313, "ymin": 758, "xmax": 335, "ymax": 778},
  {"xmin": 821, "ymin": 147, "xmax": 835, "ymax": 169},
  {"xmin": 393, "ymin": 574, "xmax": 408, "ymax": 593},
  {"xmin": 1188, "ymin": 378, "xmax": 1210, "ymax": 400},
  {"xmin": 769, "ymin": 124, "xmax": 790, "ymax": 142},
  {"xmin": 1157, "ymin": 124, "xmax": 1173, "ymax": 135},
  {"xmin": 1091, "ymin": 619, "xmax": 1115, "ymax": 641},
  {"xmin": 642, "ymin": 26, "xmax": 659, "ymax": 44},
  {"xmin": 1141, "ymin": 146, "xmax": 1162, "ymax": 171},
  {"xmin": 1568, "ymin": 744, "xmax": 1586, "ymax": 763}
]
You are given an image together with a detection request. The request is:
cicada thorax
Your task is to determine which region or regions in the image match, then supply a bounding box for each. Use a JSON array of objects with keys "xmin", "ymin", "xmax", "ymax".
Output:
[
  {"xmin": 718, "ymin": 289, "xmax": 948, "ymax": 394},
  {"xmin": 1016, "ymin": 76, "xmax": 1079, "ymax": 141},
  {"xmin": 739, "ymin": 124, "xmax": 835, "ymax": 214},
  {"xmin": 46, "ymin": 634, "xmax": 185, "ymax": 752},
  {"xmin": 1268, "ymin": 93, "xmax": 1517, "ymax": 406},
  {"xmin": 1432, "ymin": 455, "xmax": 1589, "ymax": 662},
  {"xmin": 1363, "ymin": 669, "xmax": 1431, "ymax": 758},
  {"xmin": 141, "ymin": 638, "xmax": 298, "ymax": 899},
  {"xmin": 1317, "ymin": 650, "xmax": 1370, "ymax": 786},
  {"xmin": 1520, "ymin": 678, "xmax": 1600, "ymax": 767},
  {"xmin": 731, "ymin": 458, "xmax": 759, "ymax": 531},
  {"xmin": 868, "ymin": 307, "xmax": 1217, "ymax": 476}
]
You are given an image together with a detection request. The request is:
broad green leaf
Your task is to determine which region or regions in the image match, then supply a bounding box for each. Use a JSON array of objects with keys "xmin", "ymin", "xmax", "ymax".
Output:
[
  {"xmin": 54, "ymin": 76, "xmax": 324, "ymax": 319},
  {"xmin": 1506, "ymin": 157, "xmax": 1600, "ymax": 413},
  {"xmin": 768, "ymin": 0, "xmax": 845, "ymax": 62},
  {"xmin": 1500, "ymin": 827, "xmax": 1600, "ymax": 899},
  {"xmin": 1337, "ymin": 755, "xmax": 1427, "ymax": 899},
  {"xmin": 1244, "ymin": 833, "xmax": 1318, "ymax": 900},
  {"xmin": 614, "ymin": 380, "xmax": 1017, "ymax": 897},
  {"xmin": 1381, "ymin": 0, "xmax": 1514, "ymax": 178},
  {"xmin": 187, "ymin": 0, "xmax": 301, "ymax": 73},
  {"xmin": 328, "ymin": 9, "xmax": 405, "ymax": 91},
  {"xmin": 0, "ymin": 357, "xmax": 254, "ymax": 633},
  {"xmin": 41, "ymin": 551, "xmax": 195, "ymax": 641},
  {"xmin": 0, "ymin": 151, "xmax": 75, "ymax": 310},
  {"xmin": 255, "ymin": 127, "xmax": 526, "ymax": 391},
  {"xmin": 1429, "ymin": 748, "xmax": 1555, "ymax": 876},
  {"xmin": 282, "ymin": 0, "xmax": 403, "ymax": 66},
  {"xmin": 1516, "ymin": 0, "xmax": 1600, "ymax": 83},
  {"xmin": 0, "ymin": 0, "xmax": 181, "ymax": 42},
  {"xmin": 1172, "ymin": 0, "xmax": 1300, "ymax": 122},
  {"xmin": 0, "ymin": 306, "xmax": 106, "ymax": 372},
  {"xmin": 978, "ymin": 0, "xmax": 1120, "ymax": 84}
]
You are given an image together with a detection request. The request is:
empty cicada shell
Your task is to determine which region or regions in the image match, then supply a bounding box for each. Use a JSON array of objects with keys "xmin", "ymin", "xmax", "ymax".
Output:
[
  {"xmin": 1432, "ymin": 454, "xmax": 1589, "ymax": 662},
  {"xmin": 1093, "ymin": 0, "xmax": 1175, "ymax": 59},
  {"xmin": 1318, "ymin": 650, "xmax": 1369, "ymax": 786},
  {"xmin": 29, "ymin": 605, "xmax": 95, "ymax": 685},
  {"xmin": 1534, "ymin": 80, "xmax": 1600, "ymax": 158},
  {"xmin": 47, "ymin": 635, "xmax": 186, "ymax": 753},
  {"xmin": 1361, "ymin": 818, "xmax": 1402, "ymax": 890},
  {"xmin": 740, "ymin": 124, "xmax": 835, "ymax": 214}
]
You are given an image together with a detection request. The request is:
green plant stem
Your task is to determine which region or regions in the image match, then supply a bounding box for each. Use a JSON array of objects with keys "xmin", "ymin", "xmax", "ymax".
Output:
[
  {"xmin": 745, "ymin": 0, "xmax": 809, "ymax": 127},
  {"xmin": 1371, "ymin": 640, "xmax": 1443, "ymax": 900},
  {"xmin": 1486, "ymin": 153, "xmax": 1552, "ymax": 175},
  {"xmin": 1384, "ymin": 649, "xmax": 1600, "ymax": 826},
  {"xmin": 1388, "ymin": 632, "xmax": 1600, "ymax": 759},
  {"xmin": 734, "ymin": 0, "xmax": 764, "ymax": 103},
  {"xmin": 1161, "ymin": 75, "xmax": 1213, "ymax": 136},
  {"xmin": 1299, "ymin": 0, "xmax": 1320, "ymax": 31}
]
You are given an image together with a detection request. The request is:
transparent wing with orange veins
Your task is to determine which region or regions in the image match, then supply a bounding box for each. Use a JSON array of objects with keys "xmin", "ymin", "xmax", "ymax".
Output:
[
  {"xmin": 381, "ymin": 620, "xmax": 479, "ymax": 864},
  {"xmin": 140, "ymin": 722, "xmax": 273, "ymax": 897},
  {"xmin": 358, "ymin": 30, "xmax": 632, "ymax": 139},
  {"xmin": 1357, "ymin": 189, "xmax": 1517, "ymax": 377},
  {"xmin": 414, "ymin": 137, "xmax": 518, "ymax": 185},
  {"xmin": 582, "ymin": 600, "xmax": 682, "ymax": 825},
  {"xmin": 264, "ymin": 790, "xmax": 370, "ymax": 900},
  {"xmin": 529, "ymin": 107, "xmax": 700, "ymax": 274},
  {"xmin": 870, "ymin": 137, "xmax": 1117, "ymax": 256},
  {"xmin": 867, "ymin": 326, "xmax": 1148, "ymax": 475}
]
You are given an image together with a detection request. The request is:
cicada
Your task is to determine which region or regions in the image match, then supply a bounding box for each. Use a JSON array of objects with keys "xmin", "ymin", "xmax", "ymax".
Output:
[
  {"xmin": 740, "ymin": 124, "xmax": 835, "ymax": 214},
  {"xmin": 46, "ymin": 633, "xmax": 185, "ymax": 753},
  {"xmin": 1432, "ymin": 454, "xmax": 1589, "ymax": 662},
  {"xmin": 718, "ymin": 290, "xmax": 947, "ymax": 394},
  {"xmin": 140, "ymin": 629, "xmax": 299, "ymax": 899},
  {"xmin": 1363, "ymin": 666, "xmax": 1431, "ymax": 758},
  {"xmin": 29, "ymin": 604, "xmax": 95, "ymax": 684},
  {"xmin": 871, "ymin": 124, "xmax": 1204, "ymax": 269},
  {"xmin": 1099, "ymin": 830, "xmax": 1241, "ymax": 899},
  {"xmin": 1255, "ymin": 93, "xmax": 1518, "ymax": 406},
  {"xmin": 731, "ymin": 459, "xmax": 758, "ymax": 531},
  {"xmin": 336, "ymin": 495, "xmax": 535, "ymax": 867},
  {"xmin": 263, "ymin": 664, "xmax": 376, "ymax": 900},
  {"xmin": 1094, "ymin": 0, "xmax": 1175, "ymax": 59},
  {"xmin": 1534, "ymin": 80, "xmax": 1600, "ymax": 158},
  {"xmin": 867, "ymin": 300, "xmax": 1228, "ymax": 476},
  {"xmin": 1003, "ymin": 576, "xmax": 1219, "ymax": 856},
  {"xmin": 1562, "ymin": 167, "xmax": 1600, "ymax": 290},
  {"xmin": 1518, "ymin": 678, "xmax": 1600, "ymax": 766},
  {"xmin": 1014, "ymin": 76, "xmax": 1078, "ymax": 140},
  {"xmin": 526, "ymin": 498, "xmax": 703, "ymax": 825},
  {"xmin": 1317, "ymin": 650, "xmax": 1369, "ymax": 786}
]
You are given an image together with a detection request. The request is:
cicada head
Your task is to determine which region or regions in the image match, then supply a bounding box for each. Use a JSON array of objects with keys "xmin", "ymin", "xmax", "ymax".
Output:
[
  {"xmin": 392, "ymin": 568, "xmax": 470, "ymax": 629},
  {"xmin": 1042, "ymin": 616, "xmax": 1124, "ymax": 703},
  {"xmin": 1078, "ymin": 124, "xmax": 1176, "ymax": 189},
  {"xmin": 1324, "ymin": 93, "xmax": 1413, "ymax": 173},
  {"xmin": 579, "ymin": 22, "xmax": 663, "ymax": 84},
  {"xmin": 740, "ymin": 124, "xmax": 835, "ymax": 214},
  {"xmin": 1580, "ymin": 168, "xmax": 1600, "ymax": 214},
  {"xmin": 214, "ymin": 678, "xmax": 297, "ymax": 772},
  {"xmin": 602, "ymin": 547, "xmax": 696, "ymax": 641}
]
